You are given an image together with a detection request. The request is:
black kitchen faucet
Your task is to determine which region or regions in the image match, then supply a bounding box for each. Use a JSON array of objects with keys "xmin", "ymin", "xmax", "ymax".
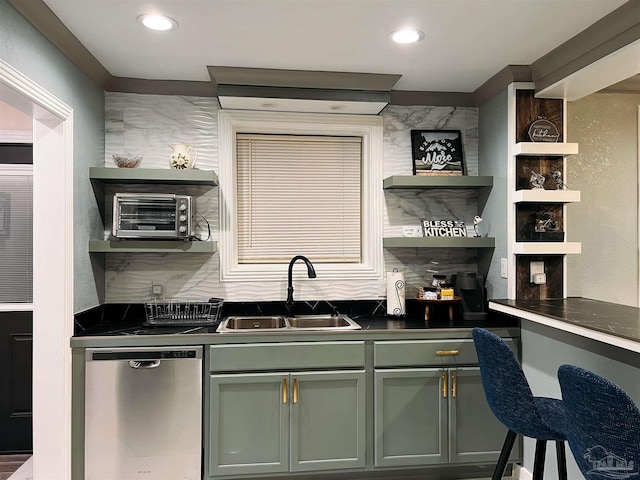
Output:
[{"xmin": 285, "ymin": 255, "xmax": 316, "ymax": 317}]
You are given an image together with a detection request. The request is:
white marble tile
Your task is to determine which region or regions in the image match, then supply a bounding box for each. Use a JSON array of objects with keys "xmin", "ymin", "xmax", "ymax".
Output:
[{"xmin": 104, "ymin": 93, "xmax": 481, "ymax": 303}]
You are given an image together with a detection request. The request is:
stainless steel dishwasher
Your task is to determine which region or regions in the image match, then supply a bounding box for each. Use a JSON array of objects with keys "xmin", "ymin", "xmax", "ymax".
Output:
[{"xmin": 84, "ymin": 346, "xmax": 203, "ymax": 480}]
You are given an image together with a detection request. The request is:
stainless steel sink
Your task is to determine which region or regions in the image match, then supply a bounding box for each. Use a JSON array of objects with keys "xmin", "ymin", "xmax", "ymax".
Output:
[
  {"xmin": 216, "ymin": 314, "xmax": 361, "ymax": 333},
  {"xmin": 287, "ymin": 315, "xmax": 359, "ymax": 330},
  {"xmin": 218, "ymin": 316, "xmax": 287, "ymax": 332}
]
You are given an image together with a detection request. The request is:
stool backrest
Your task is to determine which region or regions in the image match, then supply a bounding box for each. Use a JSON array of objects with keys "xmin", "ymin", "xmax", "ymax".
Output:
[
  {"xmin": 471, "ymin": 327, "xmax": 563, "ymax": 439},
  {"xmin": 558, "ymin": 364, "xmax": 640, "ymax": 478}
]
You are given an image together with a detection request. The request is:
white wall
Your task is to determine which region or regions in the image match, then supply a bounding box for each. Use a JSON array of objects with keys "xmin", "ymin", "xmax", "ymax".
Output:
[{"xmin": 567, "ymin": 92, "xmax": 640, "ymax": 306}]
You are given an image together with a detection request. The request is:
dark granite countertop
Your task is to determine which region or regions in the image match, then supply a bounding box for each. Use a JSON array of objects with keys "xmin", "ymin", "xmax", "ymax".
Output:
[
  {"xmin": 71, "ymin": 299, "xmax": 519, "ymax": 348},
  {"xmin": 490, "ymin": 297, "xmax": 640, "ymax": 351}
]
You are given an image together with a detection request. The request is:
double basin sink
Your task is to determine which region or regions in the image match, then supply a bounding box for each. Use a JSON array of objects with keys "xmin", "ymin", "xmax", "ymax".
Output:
[{"xmin": 217, "ymin": 314, "xmax": 361, "ymax": 333}]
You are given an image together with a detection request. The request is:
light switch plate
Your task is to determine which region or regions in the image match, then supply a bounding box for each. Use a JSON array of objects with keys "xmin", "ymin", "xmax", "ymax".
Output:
[{"xmin": 500, "ymin": 258, "xmax": 508, "ymax": 278}]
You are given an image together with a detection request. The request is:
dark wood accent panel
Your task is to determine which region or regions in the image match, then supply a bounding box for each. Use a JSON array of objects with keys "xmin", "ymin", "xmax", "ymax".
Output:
[
  {"xmin": 515, "ymin": 157, "xmax": 564, "ymax": 191},
  {"xmin": 515, "ymin": 90, "xmax": 563, "ymax": 143},
  {"xmin": 0, "ymin": 312, "xmax": 32, "ymax": 453},
  {"xmin": 516, "ymin": 204, "xmax": 564, "ymax": 243},
  {"xmin": 516, "ymin": 255, "xmax": 563, "ymax": 300}
]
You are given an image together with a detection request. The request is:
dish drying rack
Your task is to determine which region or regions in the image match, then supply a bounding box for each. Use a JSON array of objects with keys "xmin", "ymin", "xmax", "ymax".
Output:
[{"xmin": 144, "ymin": 298, "xmax": 223, "ymax": 326}]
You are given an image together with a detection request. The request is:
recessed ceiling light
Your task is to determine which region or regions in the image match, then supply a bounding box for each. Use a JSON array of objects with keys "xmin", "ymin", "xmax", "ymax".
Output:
[
  {"xmin": 137, "ymin": 14, "xmax": 178, "ymax": 31},
  {"xmin": 390, "ymin": 29, "xmax": 424, "ymax": 44}
]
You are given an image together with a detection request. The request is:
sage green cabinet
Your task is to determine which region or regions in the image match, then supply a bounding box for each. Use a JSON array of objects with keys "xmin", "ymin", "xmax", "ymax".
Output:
[
  {"xmin": 206, "ymin": 342, "xmax": 367, "ymax": 478},
  {"xmin": 373, "ymin": 339, "xmax": 519, "ymax": 468},
  {"xmin": 374, "ymin": 368, "xmax": 447, "ymax": 466},
  {"xmin": 209, "ymin": 372, "xmax": 289, "ymax": 476}
]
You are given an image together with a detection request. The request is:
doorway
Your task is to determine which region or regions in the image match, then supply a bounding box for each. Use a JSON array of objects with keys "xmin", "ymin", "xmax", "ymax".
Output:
[
  {"xmin": 0, "ymin": 141, "xmax": 33, "ymax": 453},
  {"xmin": 0, "ymin": 59, "xmax": 74, "ymax": 479}
]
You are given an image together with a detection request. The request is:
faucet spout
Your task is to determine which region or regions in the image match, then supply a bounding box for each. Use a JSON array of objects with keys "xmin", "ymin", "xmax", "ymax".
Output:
[{"xmin": 285, "ymin": 255, "xmax": 316, "ymax": 317}]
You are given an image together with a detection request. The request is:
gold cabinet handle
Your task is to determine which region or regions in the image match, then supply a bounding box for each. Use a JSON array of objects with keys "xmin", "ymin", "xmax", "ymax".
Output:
[
  {"xmin": 442, "ymin": 371, "xmax": 448, "ymax": 398},
  {"xmin": 436, "ymin": 350, "xmax": 459, "ymax": 356},
  {"xmin": 282, "ymin": 377, "xmax": 288, "ymax": 404},
  {"xmin": 293, "ymin": 377, "xmax": 299, "ymax": 404},
  {"xmin": 452, "ymin": 371, "xmax": 457, "ymax": 398}
]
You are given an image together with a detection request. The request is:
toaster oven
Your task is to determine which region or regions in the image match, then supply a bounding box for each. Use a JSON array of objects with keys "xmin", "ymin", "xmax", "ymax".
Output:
[{"xmin": 112, "ymin": 193, "xmax": 193, "ymax": 239}]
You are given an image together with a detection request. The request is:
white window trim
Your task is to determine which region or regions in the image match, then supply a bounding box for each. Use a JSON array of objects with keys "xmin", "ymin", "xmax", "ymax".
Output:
[{"xmin": 218, "ymin": 109, "xmax": 383, "ymax": 282}]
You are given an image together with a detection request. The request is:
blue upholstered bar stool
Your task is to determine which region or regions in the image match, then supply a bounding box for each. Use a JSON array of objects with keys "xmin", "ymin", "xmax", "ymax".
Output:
[
  {"xmin": 557, "ymin": 364, "xmax": 640, "ymax": 479},
  {"xmin": 471, "ymin": 328, "xmax": 567, "ymax": 480}
]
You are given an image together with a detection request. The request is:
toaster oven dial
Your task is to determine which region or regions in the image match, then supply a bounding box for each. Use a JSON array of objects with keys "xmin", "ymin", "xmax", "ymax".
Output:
[
  {"xmin": 179, "ymin": 226, "xmax": 187, "ymax": 233},
  {"xmin": 179, "ymin": 204, "xmax": 187, "ymax": 211},
  {"xmin": 179, "ymin": 215, "xmax": 187, "ymax": 222}
]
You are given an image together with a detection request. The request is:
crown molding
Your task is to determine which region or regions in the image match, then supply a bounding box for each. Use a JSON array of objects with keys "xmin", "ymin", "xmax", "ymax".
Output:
[
  {"xmin": 8, "ymin": 0, "xmax": 638, "ymax": 105},
  {"xmin": 8, "ymin": 0, "xmax": 112, "ymax": 89}
]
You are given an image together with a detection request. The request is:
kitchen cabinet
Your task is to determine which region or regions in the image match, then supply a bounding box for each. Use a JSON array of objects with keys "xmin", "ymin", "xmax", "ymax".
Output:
[
  {"xmin": 206, "ymin": 342, "xmax": 366, "ymax": 478},
  {"xmin": 88, "ymin": 166, "xmax": 218, "ymax": 254},
  {"xmin": 373, "ymin": 339, "xmax": 519, "ymax": 467}
]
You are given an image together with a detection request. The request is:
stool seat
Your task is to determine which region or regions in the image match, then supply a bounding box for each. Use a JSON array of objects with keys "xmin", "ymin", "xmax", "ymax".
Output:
[
  {"xmin": 472, "ymin": 328, "xmax": 567, "ymax": 480},
  {"xmin": 558, "ymin": 364, "xmax": 640, "ymax": 479}
]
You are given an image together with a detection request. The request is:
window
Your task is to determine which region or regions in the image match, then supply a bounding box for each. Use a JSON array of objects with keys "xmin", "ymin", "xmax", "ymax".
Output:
[
  {"xmin": 219, "ymin": 110, "xmax": 383, "ymax": 282},
  {"xmin": 0, "ymin": 162, "xmax": 33, "ymax": 304}
]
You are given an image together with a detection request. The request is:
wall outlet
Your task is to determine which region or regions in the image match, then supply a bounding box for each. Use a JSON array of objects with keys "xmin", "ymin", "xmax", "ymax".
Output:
[
  {"xmin": 530, "ymin": 261, "xmax": 545, "ymax": 284},
  {"xmin": 152, "ymin": 284, "xmax": 163, "ymax": 296},
  {"xmin": 500, "ymin": 258, "xmax": 508, "ymax": 279}
]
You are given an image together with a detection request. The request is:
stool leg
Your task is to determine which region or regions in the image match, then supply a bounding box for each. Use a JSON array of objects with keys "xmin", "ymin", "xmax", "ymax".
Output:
[
  {"xmin": 556, "ymin": 441, "xmax": 567, "ymax": 480},
  {"xmin": 491, "ymin": 430, "xmax": 517, "ymax": 480},
  {"xmin": 532, "ymin": 439, "xmax": 547, "ymax": 480}
]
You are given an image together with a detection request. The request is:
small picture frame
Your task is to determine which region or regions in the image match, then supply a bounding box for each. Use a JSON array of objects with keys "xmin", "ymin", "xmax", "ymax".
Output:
[{"xmin": 411, "ymin": 130, "xmax": 465, "ymax": 176}]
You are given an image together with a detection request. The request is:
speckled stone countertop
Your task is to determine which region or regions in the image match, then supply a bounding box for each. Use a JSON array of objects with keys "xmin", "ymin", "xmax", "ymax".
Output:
[{"xmin": 489, "ymin": 297, "xmax": 640, "ymax": 353}]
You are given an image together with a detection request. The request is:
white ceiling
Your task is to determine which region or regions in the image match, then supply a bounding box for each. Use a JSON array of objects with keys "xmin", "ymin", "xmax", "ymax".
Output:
[{"xmin": 41, "ymin": 0, "xmax": 629, "ymax": 92}]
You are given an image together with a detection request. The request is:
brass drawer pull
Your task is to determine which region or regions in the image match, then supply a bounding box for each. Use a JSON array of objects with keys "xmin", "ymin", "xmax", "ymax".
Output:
[
  {"xmin": 452, "ymin": 371, "xmax": 457, "ymax": 398},
  {"xmin": 293, "ymin": 377, "xmax": 299, "ymax": 404},
  {"xmin": 436, "ymin": 350, "xmax": 460, "ymax": 356},
  {"xmin": 282, "ymin": 377, "xmax": 288, "ymax": 404},
  {"xmin": 442, "ymin": 371, "xmax": 448, "ymax": 398}
]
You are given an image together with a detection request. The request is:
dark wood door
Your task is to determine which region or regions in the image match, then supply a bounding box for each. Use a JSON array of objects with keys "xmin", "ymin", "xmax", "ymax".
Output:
[{"xmin": 0, "ymin": 311, "xmax": 32, "ymax": 453}]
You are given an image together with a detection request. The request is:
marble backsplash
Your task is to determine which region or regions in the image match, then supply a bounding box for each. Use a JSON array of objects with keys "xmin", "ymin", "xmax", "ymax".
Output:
[{"xmin": 104, "ymin": 93, "xmax": 480, "ymax": 303}]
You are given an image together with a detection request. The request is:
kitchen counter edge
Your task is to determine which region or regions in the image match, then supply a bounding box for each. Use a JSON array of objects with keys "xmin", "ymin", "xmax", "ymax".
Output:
[{"xmin": 489, "ymin": 297, "xmax": 640, "ymax": 353}]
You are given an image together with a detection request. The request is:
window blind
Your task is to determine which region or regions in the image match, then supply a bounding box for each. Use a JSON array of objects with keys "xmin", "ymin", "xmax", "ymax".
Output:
[
  {"xmin": 236, "ymin": 134, "xmax": 362, "ymax": 264},
  {"xmin": 0, "ymin": 173, "xmax": 33, "ymax": 303}
]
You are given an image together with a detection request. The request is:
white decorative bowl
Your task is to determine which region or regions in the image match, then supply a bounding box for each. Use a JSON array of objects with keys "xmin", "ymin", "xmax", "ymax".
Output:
[{"xmin": 112, "ymin": 154, "xmax": 142, "ymax": 168}]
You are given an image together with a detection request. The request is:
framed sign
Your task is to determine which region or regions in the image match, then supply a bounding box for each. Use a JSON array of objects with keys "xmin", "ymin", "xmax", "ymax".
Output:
[
  {"xmin": 411, "ymin": 130, "xmax": 465, "ymax": 176},
  {"xmin": 421, "ymin": 219, "xmax": 467, "ymax": 237}
]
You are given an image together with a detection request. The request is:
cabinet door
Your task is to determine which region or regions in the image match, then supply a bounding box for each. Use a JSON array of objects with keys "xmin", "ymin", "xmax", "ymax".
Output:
[
  {"xmin": 289, "ymin": 370, "xmax": 366, "ymax": 472},
  {"xmin": 374, "ymin": 368, "xmax": 447, "ymax": 467},
  {"xmin": 449, "ymin": 367, "xmax": 519, "ymax": 463},
  {"xmin": 209, "ymin": 373, "xmax": 289, "ymax": 476}
]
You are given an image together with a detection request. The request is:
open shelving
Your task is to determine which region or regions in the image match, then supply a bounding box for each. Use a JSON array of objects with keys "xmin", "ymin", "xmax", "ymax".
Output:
[{"xmin": 89, "ymin": 166, "xmax": 218, "ymax": 255}]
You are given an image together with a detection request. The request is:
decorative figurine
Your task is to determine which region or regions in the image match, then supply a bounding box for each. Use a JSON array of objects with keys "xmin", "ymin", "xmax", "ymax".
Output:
[
  {"xmin": 473, "ymin": 215, "xmax": 483, "ymax": 237},
  {"xmin": 530, "ymin": 170, "xmax": 546, "ymax": 189},
  {"xmin": 551, "ymin": 170, "xmax": 568, "ymax": 190},
  {"xmin": 534, "ymin": 209, "xmax": 559, "ymax": 233}
]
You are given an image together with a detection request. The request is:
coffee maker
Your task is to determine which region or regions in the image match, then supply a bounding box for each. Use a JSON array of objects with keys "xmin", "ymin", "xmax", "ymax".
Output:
[{"xmin": 453, "ymin": 272, "xmax": 487, "ymax": 320}]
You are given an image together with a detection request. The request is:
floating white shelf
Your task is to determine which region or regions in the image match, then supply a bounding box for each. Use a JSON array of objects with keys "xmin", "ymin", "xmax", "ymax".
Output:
[
  {"xmin": 383, "ymin": 175, "xmax": 493, "ymax": 189},
  {"xmin": 513, "ymin": 189, "xmax": 581, "ymax": 203},
  {"xmin": 89, "ymin": 240, "xmax": 217, "ymax": 254},
  {"xmin": 383, "ymin": 237, "xmax": 495, "ymax": 248},
  {"xmin": 90, "ymin": 167, "xmax": 218, "ymax": 185},
  {"xmin": 513, "ymin": 242, "xmax": 581, "ymax": 255},
  {"xmin": 514, "ymin": 142, "xmax": 579, "ymax": 156}
]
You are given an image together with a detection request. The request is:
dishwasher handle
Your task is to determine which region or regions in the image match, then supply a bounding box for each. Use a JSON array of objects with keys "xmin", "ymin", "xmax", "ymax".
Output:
[{"xmin": 129, "ymin": 360, "xmax": 161, "ymax": 369}]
